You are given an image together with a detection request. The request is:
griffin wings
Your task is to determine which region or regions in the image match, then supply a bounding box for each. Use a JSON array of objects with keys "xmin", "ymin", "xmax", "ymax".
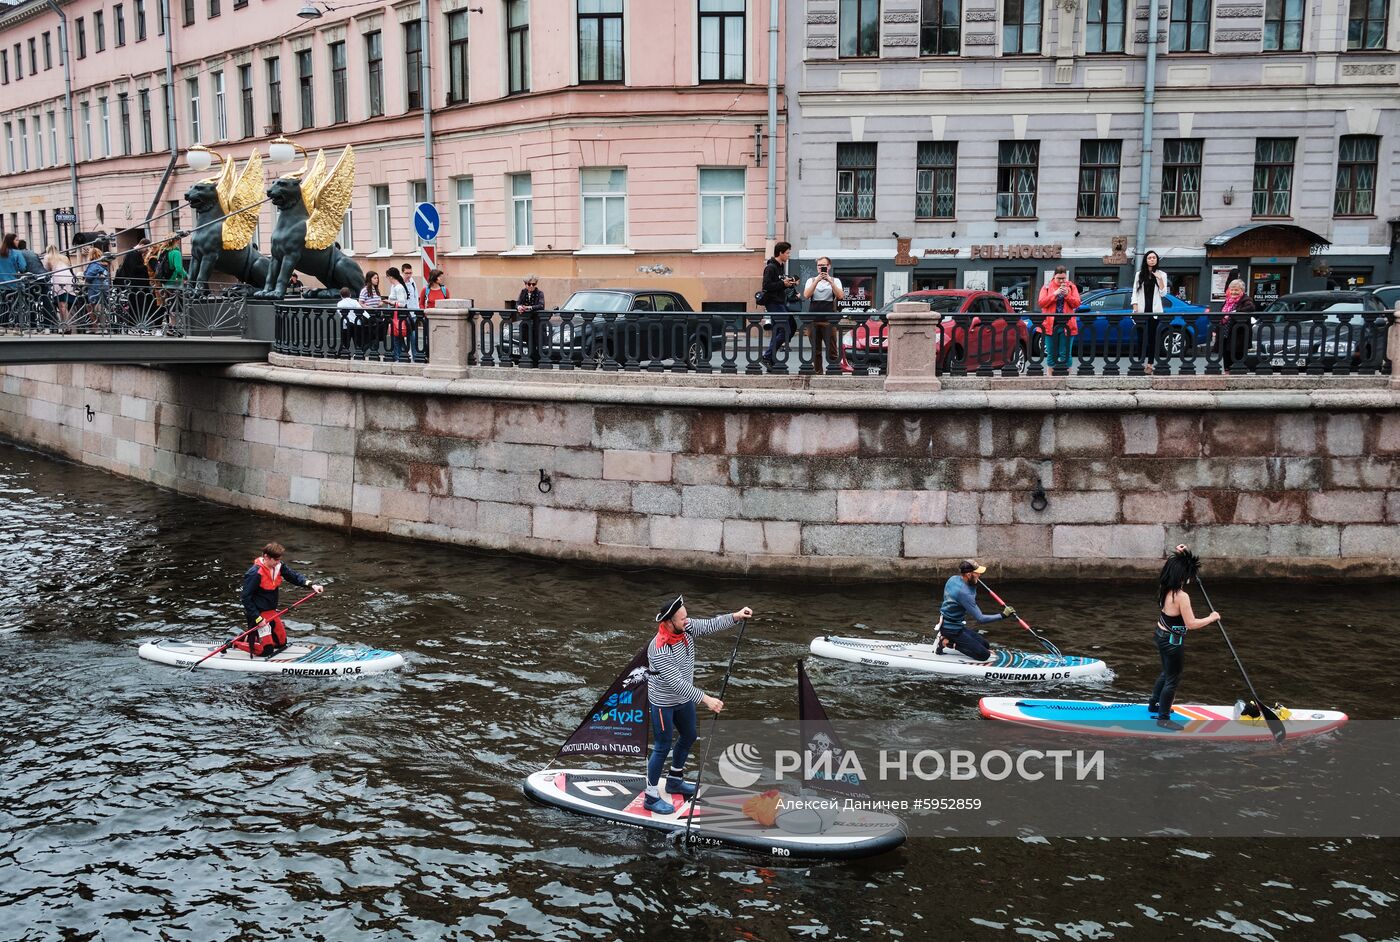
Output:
[
  {"xmin": 214, "ymin": 150, "xmax": 265, "ymax": 252},
  {"xmin": 296, "ymin": 146, "xmax": 356, "ymax": 251}
]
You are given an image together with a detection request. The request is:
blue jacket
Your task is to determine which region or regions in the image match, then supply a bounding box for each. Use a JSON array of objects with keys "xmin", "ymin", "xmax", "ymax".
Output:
[
  {"xmin": 0, "ymin": 251, "xmax": 22, "ymax": 285},
  {"xmin": 21, "ymin": 250, "xmax": 45, "ymax": 275},
  {"xmin": 939, "ymin": 575, "xmax": 1004, "ymax": 633},
  {"xmin": 241, "ymin": 562, "xmax": 310, "ymax": 625}
]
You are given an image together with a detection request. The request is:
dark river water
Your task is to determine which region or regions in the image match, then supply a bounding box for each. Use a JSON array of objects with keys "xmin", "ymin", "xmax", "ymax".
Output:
[{"xmin": 1, "ymin": 439, "xmax": 1397, "ymax": 941}]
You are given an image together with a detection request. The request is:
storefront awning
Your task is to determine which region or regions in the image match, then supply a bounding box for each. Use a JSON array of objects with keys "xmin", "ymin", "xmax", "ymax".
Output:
[{"xmin": 1204, "ymin": 224, "xmax": 1331, "ymax": 258}]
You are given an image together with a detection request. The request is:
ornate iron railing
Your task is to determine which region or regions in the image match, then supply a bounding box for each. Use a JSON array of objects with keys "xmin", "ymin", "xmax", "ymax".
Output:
[
  {"xmin": 0, "ymin": 276, "xmax": 248, "ymax": 337},
  {"xmin": 274, "ymin": 303, "xmax": 430, "ymax": 363}
]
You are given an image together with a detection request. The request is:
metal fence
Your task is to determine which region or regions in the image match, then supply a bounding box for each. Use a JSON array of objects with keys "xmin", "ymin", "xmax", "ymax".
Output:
[
  {"xmin": 0, "ymin": 277, "xmax": 247, "ymax": 338},
  {"xmin": 274, "ymin": 303, "xmax": 430, "ymax": 363}
]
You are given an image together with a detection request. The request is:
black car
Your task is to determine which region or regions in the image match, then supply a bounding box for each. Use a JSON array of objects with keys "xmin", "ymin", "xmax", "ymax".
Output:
[
  {"xmin": 1252, "ymin": 291, "xmax": 1390, "ymax": 369},
  {"xmin": 497, "ymin": 289, "xmax": 724, "ymax": 367}
]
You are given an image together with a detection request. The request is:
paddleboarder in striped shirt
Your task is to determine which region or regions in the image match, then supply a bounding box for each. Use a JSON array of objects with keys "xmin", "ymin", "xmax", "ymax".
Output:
[{"xmin": 644, "ymin": 595, "xmax": 753, "ymax": 814}]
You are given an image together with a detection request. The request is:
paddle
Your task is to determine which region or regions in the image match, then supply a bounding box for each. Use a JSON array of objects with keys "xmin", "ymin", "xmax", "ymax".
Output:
[
  {"xmin": 187, "ymin": 590, "xmax": 320, "ymax": 672},
  {"xmin": 978, "ymin": 580, "xmax": 1062, "ymax": 658},
  {"xmin": 682, "ymin": 613, "xmax": 752, "ymax": 847},
  {"xmin": 1195, "ymin": 578, "xmax": 1286, "ymax": 743}
]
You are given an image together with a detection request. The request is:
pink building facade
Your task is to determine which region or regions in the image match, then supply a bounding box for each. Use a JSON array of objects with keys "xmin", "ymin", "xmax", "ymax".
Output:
[{"xmin": 0, "ymin": 0, "xmax": 786, "ymax": 307}]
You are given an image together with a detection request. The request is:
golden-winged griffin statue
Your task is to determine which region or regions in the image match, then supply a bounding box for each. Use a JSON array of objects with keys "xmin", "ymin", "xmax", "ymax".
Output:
[
  {"xmin": 256, "ymin": 145, "xmax": 365, "ymax": 299},
  {"xmin": 184, "ymin": 150, "xmax": 271, "ymax": 292}
]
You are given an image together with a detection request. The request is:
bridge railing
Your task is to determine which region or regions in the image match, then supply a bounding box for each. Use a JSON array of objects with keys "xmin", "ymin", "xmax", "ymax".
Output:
[
  {"xmin": 274, "ymin": 302, "xmax": 430, "ymax": 364},
  {"xmin": 0, "ymin": 277, "xmax": 248, "ymax": 338}
]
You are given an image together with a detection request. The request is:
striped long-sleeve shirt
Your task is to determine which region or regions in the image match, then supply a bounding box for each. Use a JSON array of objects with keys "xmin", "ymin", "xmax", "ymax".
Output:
[{"xmin": 646, "ymin": 614, "xmax": 738, "ymax": 707}]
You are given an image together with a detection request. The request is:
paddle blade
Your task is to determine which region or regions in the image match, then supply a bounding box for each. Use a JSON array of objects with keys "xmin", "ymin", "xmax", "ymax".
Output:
[{"xmin": 1259, "ymin": 703, "xmax": 1288, "ymax": 743}]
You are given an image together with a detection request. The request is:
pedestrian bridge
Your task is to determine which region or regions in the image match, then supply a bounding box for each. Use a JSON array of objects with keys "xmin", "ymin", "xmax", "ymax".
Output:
[{"xmin": 0, "ymin": 283, "xmax": 271, "ymax": 366}]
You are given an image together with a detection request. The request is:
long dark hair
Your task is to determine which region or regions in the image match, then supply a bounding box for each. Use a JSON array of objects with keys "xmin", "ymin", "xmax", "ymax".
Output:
[
  {"xmin": 364, "ymin": 270, "xmax": 380, "ymax": 291},
  {"xmin": 0, "ymin": 233, "xmax": 15, "ymax": 257},
  {"xmin": 385, "ymin": 266, "xmax": 406, "ymax": 287},
  {"xmin": 1137, "ymin": 251, "xmax": 1160, "ymax": 289},
  {"xmin": 1158, "ymin": 547, "xmax": 1200, "ymax": 607}
]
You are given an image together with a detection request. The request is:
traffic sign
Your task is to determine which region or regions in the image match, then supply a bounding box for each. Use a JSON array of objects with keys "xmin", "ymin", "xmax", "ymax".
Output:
[
  {"xmin": 413, "ymin": 202, "xmax": 440, "ymax": 242},
  {"xmin": 420, "ymin": 244, "xmax": 436, "ymax": 281}
]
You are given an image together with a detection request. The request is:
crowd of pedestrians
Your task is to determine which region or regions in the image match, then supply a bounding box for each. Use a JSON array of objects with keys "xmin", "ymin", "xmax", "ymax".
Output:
[{"xmin": 336, "ymin": 263, "xmax": 447, "ymax": 362}]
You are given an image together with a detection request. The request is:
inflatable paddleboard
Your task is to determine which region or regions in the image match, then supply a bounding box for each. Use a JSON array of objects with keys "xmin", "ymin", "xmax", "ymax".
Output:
[
  {"xmin": 523, "ymin": 769, "xmax": 905, "ymax": 860},
  {"xmin": 138, "ymin": 640, "xmax": 405, "ymax": 676},
  {"xmin": 979, "ymin": 697, "xmax": 1348, "ymax": 740},
  {"xmin": 810, "ymin": 635, "xmax": 1110, "ymax": 680}
]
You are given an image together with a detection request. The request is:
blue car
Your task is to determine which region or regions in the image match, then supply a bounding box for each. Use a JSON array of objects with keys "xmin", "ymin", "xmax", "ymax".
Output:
[{"xmin": 1022, "ymin": 287, "xmax": 1211, "ymax": 356}]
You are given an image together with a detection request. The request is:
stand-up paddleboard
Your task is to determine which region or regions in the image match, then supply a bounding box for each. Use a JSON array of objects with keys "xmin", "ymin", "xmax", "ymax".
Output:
[
  {"xmin": 523, "ymin": 769, "xmax": 904, "ymax": 860},
  {"xmin": 979, "ymin": 697, "xmax": 1348, "ymax": 740},
  {"xmin": 810, "ymin": 636, "xmax": 1110, "ymax": 680},
  {"xmin": 138, "ymin": 640, "xmax": 405, "ymax": 676}
]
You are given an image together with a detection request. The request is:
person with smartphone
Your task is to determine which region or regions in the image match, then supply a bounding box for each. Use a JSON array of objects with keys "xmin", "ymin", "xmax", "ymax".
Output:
[
  {"xmin": 802, "ymin": 256, "xmax": 846, "ymax": 375},
  {"xmin": 759, "ymin": 242, "xmax": 799, "ymax": 367}
]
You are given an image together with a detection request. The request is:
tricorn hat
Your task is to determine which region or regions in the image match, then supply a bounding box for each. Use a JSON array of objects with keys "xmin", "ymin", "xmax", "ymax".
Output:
[{"xmin": 656, "ymin": 595, "xmax": 684, "ymax": 623}]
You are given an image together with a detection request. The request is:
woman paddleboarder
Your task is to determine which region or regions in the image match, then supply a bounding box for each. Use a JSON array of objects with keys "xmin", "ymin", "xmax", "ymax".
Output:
[
  {"xmin": 1151, "ymin": 545, "xmax": 1220, "ymax": 730},
  {"xmin": 239, "ymin": 542, "xmax": 324, "ymax": 658},
  {"xmin": 644, "ymin": 596, "xmax": 753, "ymax": 814}
]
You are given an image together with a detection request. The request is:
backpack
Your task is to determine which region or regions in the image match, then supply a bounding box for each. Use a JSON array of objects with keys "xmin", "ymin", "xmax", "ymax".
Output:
[{"xmin": 157, "ymin": 250, "xmax": 176, "ymax": 282}]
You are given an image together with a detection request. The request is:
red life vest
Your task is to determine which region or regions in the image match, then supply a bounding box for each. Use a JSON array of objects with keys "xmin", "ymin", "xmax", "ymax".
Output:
[{"xmin": 254, "ymin": 556, "xmax": 283, "ymax": 590}]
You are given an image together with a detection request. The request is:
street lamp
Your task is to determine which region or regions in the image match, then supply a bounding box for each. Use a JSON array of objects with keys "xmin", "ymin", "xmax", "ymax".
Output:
[
  {"xmin": 267, "ymin": 135, "xmax": 306, "ymax": 166},
  {"xmin": 297, "ymin": 3, "xmax": 325, "ymax": 19},
  {"xmin": 186, "ymin": 144, "xmax": 217, "ymax": 172}
]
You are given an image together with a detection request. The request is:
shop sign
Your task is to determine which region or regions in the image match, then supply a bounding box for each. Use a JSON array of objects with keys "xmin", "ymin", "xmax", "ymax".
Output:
[
  {"xmin": 837, "ymin": 272, "xmax": 877, "ymax": 314},
  {"xmin": 970, "ymin": 243, "xmax": 1063, "ymax": 260},
  {"xmin": 922, "ymin": 247, "xmax": 960, "ymax": 257}
]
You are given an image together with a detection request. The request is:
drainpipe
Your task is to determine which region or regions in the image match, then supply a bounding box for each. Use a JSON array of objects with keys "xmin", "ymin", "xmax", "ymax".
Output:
[
  {"xmin": 1133, "ymin": 0, "xmax": 1161, "ymax": 267},
  {"xmin": 45, "ymin": 0, "xmax": 80, "ymax": 229},
  {"xmin": 420, "ymin": 0, "xmax": 434, "ymax": 205},
  {"xmin": 143, "ymin": 0, "xmax": 180, "ymax": 230},
  {"xmin": 766, "ymin": 0, "xmax": 777, "ymax": 243}
]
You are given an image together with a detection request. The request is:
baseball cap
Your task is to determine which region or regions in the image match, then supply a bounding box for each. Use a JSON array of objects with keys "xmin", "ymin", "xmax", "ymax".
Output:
[{"xmin": 959, "ymin": 560, "xmax": 986, "ymax": 574}]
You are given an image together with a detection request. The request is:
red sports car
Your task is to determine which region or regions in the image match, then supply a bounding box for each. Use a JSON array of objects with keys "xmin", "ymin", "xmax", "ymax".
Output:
[{"xmin": 841, "ymin": 290, "xmax": 1031, "ymax": 373}]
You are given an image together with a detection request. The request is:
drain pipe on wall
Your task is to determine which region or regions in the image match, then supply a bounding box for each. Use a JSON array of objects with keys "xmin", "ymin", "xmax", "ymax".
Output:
[
  {"xmin": 1133, "ymin": 0, "xmax": 1161, "ymax": 266},
  {"xmin": 45, "ymin": 0, "xmax": 80, "ymax": 228},
  {"xmin": 143, "ymin": 0, "xmax": 180, "ymax": 232},
  {"xmin": 766, "ymin": 0, "xmax": 778, "ymax": 247}
]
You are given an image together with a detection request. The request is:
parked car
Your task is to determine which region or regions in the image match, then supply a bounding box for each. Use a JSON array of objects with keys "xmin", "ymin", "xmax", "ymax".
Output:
[
  {"xmin": 1362, "ymin": 284, "xmax": 1400, "ymax": 310},
  {"xmin": 1021, "ymin": 287, "xmax": 1211, "ymax": 357},
  {"xmin": 1251, "ymin": 291, "xmax": 1390, "ymax": 369},
  {"xmin": 841, "ymin": 290, "xmax": 1030, "ymax": 373},
  {"xmin": 497, "ymin": 289, "xmax": 723, "ymax": 367}
]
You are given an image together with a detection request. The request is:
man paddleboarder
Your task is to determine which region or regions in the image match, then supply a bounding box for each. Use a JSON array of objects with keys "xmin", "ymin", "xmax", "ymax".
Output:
[
  {"xmin": 238, "ymin": 542, "xmax": 324, "ymax": 658},
  {"xmin": 644, "ymin": 596, "xmax": 753, "ymax": 814},
  {"xmin": 934, "ymin": 560, "xmax": 1015, "ymax": 661}
]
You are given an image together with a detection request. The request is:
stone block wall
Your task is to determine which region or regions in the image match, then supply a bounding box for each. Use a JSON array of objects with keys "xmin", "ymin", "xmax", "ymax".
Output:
[{"xmin": 1, "ymin": 363, "xmax": 1397, "ymax": 579}]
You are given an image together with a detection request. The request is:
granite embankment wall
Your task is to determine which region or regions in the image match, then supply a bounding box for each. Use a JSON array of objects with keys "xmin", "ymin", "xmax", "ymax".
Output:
[{"xmin": 1, "ymin": 362, "xmax": 1397, "ymax": 579}]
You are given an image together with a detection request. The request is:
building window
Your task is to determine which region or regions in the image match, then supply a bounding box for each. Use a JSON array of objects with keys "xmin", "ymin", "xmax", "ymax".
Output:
[
  {"xmin": 1348, "ymin": 0, "xmax": 1388, "ymax": 48},
  {"xmin": 212, "ymin": 70, "xmax": 228, "ymax": 140},
  {"xmin": 366, "ymin": 32, "xmax": 384, "ymax": 117},
  {"xmin": 699, "ymin": 0, "xmax": 744, "ymax": 82},
  {"xmin": 1085, "ymin": 0, "xmax": 1126, "ymax": 52},
  {"xmin": 338, "ymin": 205, "xmax": 354, "ymax": 252},
  {"xmin": 94, "ymin": 10, "xmax": 106, "ymax": 51},
  {"xmin": 1168, "ymin": 0, "xmax": 1210, "ymax": 52},
  {"xmin": 139, "ymin": 89, "xmax": 153, "ymax": 152},
  {"xmin": 238, "ymin": 64, "xmax": 253, "ymax": 138},
  {"xmin": 404, "ymin": 21, "xmax": 423, "ymax": 110},
  {"xmin": 1251, "ymin": 137, "xmax": 1295, "ymax": 217},
  {"xmin": 835, "ymin": 142, "xmax": 877, "ymax": 220},
  {"xmin": 698, "ymin": 167, "xmax": 745, "ymax": 246},
  {"xmin": 915, "ymin": 141, "xmax": 956, "ymax": 219},
  {"xmin": 454, "ymin": 176, "xmax": 476, "ymax": 249},
  {"xmin": 266, "ymin": 56, "xmax": 282, "ymax": 133},
  {"xmin": 158, "ymin": 0, "xmax": 167, "ymax": 35},
  {"xmin": 578, "ymin": 0, "xmax": 624, "ymax": 83},
  {"xmin": 115, "ymin": 5, "xmax": 127, "ymax": 46},
  {"xmin": 1, "ymin": 49, "xmax": 7, "ymax": 84},
  {"xmin": 510, "ymin": 173, "xmax": 533, "ymax": 247},
  {"xmin": 447, "ymin": 10, "xmax": 469, "ymax": 103},
  {"xmin": 373, "ymin": 184, "xmax": 391, "ymax": 250},
  {"xmin": 42, "ymin": 31, "xmax": 52, "ymax": 69},
  {"xmin": 136, "ymin": 0, "xmax": 148, "ymax": 41},
  {"xmin": 99, "ymin": 97, "xmax": 111, "ymax": 156},
  {"xmin": 1263, "ymin": 0, "xmax": 1303, "ymax": 50},
  {"xmin": 183, "ymin": 0, "xmax": 194, "ymax": 26},
  {"xmin": 920, "ymin": 0, "xmax": 960, "ymax": 55},
  {"xmin": 840, "ymin": 0, "xmax": 880, "ymax": 57},
  {"xmin": 297, "ymin": 49, "xmax": 314, "ymax": 129},
  {"xmin": 1160, "ymin": 138, "xmax": 1202, "ymax": 217},
  {"xmin": 208, "ymin": 0, "xmax": 220, "ymax": 17},
  {"xmin": 1076, "ymin": 140, "xmax": 1121, "ymax": 218},
  {"xmin": 13, "ymin": 41, "xmax": 21, "ymax": 78},
  {"xmin": 1334, "ymin": 134, "xmax": 1378, "ymax": 216},
  {"xmin": 33, "ymin": 114, "xmax": 43, "ymax": 167},
  {"xmin": 508, "ymin": 0, "xmax": 531, "ymax": 94},
  {"xmin": 581, "ymin": 167, "xmax": 626, "ymax": 246},
  {"xmin": 330, "ymin": 41, "xmax": 347, "ymax": 123},
  {"xmin": 118, "ymin": 93, "xmax": 132, "ymax": 155},
  {"xmin": 48, "ymin": 111, "xmax": 58, "ymax": 165},
  {"xmin": 2, "ymin": 122, "xmax": 11, "ymax": 173},
  {"xmin": 76, "ymin": 19, "xmax": 86, "ymax": 58},
  {"xmin": 186, "ymin": 78, "xmax": 200, "ymax": 143},
  {"xmin": 1003, "ymin": 0, "xmax": 1042, "ymax": 54},
  {"xmin": 80, "ymin": 102, "xmax": 91, "ymax": 160},
  {"xmin": 996, "ymin": 140, "xmax": 1039, "ymax": 218},
  {"xmin": 17, "ymin": 118, "xmax": 28, "ymax": 170},
  {"xmin": 28, "ymin": 37, "xmax": 37, "ymax": 73}
]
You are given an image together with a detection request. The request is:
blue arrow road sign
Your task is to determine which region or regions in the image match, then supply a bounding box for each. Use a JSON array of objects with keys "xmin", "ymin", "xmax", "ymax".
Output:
[{"xmin": 413, "ymin": 202, "xmax": 440, "ymax": 242}]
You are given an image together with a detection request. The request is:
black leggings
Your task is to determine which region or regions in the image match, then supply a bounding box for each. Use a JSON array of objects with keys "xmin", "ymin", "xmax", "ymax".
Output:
[{"xmin": 1150, "ymin": 628, "xmax": 1184, "ymax": 717}]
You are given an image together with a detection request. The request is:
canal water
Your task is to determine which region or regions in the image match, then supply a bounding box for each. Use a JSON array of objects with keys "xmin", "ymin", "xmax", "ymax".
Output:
[{"xmin": 1, "ymin": 440, "xmax": 1396, "ymax": 941}]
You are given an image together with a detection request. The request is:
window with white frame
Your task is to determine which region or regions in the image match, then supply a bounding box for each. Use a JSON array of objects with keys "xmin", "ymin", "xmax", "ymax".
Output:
[
  {"xmin": 186, "ymin": 78, "xmax": 200, "ymax": 143},
  {"xmin": 510, "ymin": 173, "xmax": 532, "ymax": 247},
  {"xmin": 99, "ymin": 97, "xmax": 111, "ymax": 156},
  {"xmin": 699, "ymin": 0, "xmax": 745, "ymax": 82},
  {"xmin": 212, "ymin": 70, "xmax": 227, "ymax": 140},
  {"xmin": 80, "ymin": 102, "xmax": 91, "ymax": 159},
  {"xmin": 578, "ymin": 0, "xmax": 623, "ymax": 84},
  {"xmin": 339, "ymin": 205, "xmax": 354, "ymax": 252},
  {"xmin": 373, "ymin": 184, "xmax": 391, "ymax": 250},
  {"xmin": 581, "ymin": 167, "xmax": 626, "ymax": 246},
  {"xmin": 34, "ymin": 113, "xmax": 44, "ymax": 167},
  {"xmin": 18, "ymin": 117, "xmax": 29, "ymax": 170},
  {"xmin": 454, "ymin": 176, "xmax": 476, "ymax": 249},
  {"xmin": 47, "ymin": 110, "xmax": 58, "ymax": 164},
  {"xmin": 698, "ymin": 167, "xmax": 744, "ymax": 246},
  {"xmin": 3, "ymin": 122, "xmax": 13, "ymax": 173}
]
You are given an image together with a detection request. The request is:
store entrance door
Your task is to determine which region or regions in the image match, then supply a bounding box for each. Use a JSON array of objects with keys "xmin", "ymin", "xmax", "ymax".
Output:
[{"xmin": 1249, "ymin": 266, "xmax": 1291, "ymax": 307}]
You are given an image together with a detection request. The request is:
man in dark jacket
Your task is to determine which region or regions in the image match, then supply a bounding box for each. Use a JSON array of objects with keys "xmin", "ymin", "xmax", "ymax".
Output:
[
  {"xmin": 238, "ymin": 541, "xmax": 324, "ymax": 657},
  {"xmin": 760, "ymin": 241, "xmax": 798, "ymax": 366}
]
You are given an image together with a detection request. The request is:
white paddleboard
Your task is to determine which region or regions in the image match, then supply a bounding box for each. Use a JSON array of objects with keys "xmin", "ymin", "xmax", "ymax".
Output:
[
  {"xmin": 523, "ymin": 769, "xmax": 905, "ymax": 860},
  {"xmin": 138, "ymin": 640, "xmax": 405, "ymax": 676},
  {"xmin": 810, "ymin": 635, "xmax": 1110, "ymax": 680},
  {"xmin": 979, "ymin": 697, "xmax": 1349, "ymax": 740}
]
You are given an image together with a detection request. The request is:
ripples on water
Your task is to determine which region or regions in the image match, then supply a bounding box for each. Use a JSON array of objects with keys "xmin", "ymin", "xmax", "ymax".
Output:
[{"xmin": 0, "ymin": 441, "xmax": 1397, "ymax": 941}]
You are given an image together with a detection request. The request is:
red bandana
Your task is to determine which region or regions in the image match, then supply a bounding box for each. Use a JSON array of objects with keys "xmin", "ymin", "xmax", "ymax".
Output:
[{"xmin": 655, "ymin": 622, "xmax": 689, "ymax": 648}]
